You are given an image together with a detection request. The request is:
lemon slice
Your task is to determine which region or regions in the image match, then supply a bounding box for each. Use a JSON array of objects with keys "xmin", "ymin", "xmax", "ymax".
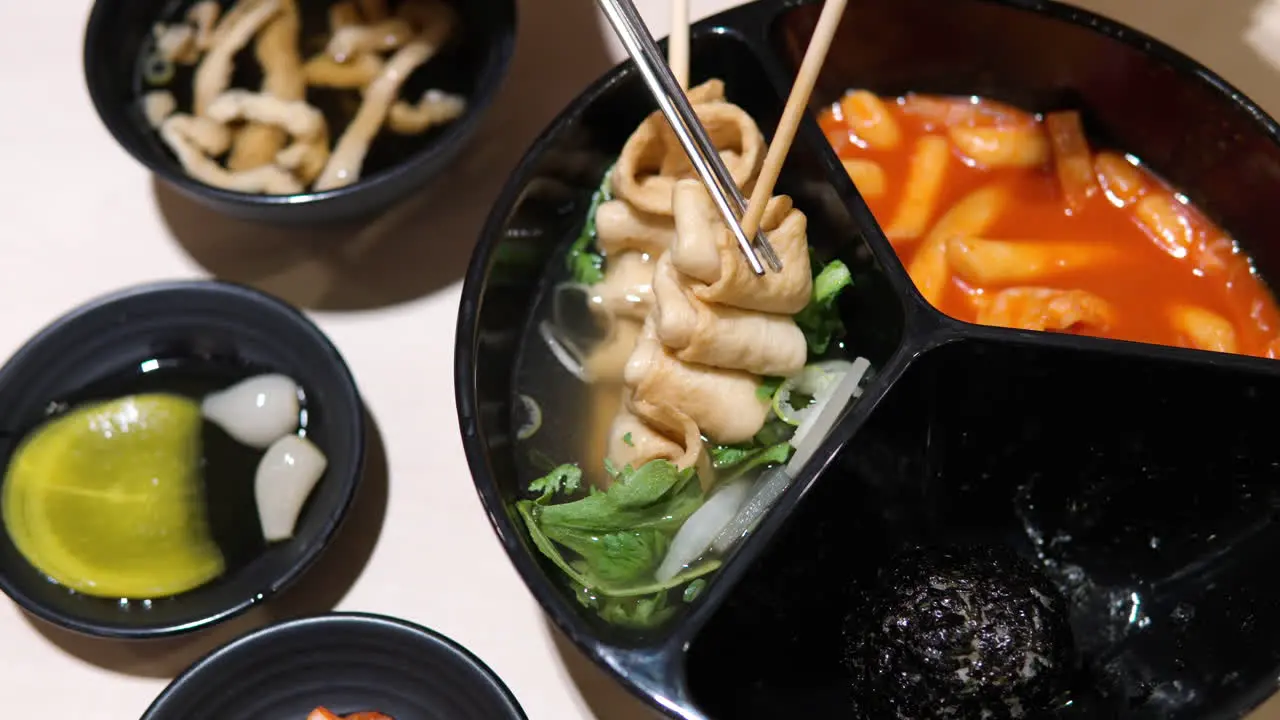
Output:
[{"xmin": 1, "ymin": 394, "xmax": 225, "ymax": 598}]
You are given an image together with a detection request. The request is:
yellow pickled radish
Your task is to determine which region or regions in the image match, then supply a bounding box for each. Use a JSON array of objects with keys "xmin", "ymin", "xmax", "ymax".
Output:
[{"xmin": 1, "ymin": 394, "xmax": 225, "ymax": 598}]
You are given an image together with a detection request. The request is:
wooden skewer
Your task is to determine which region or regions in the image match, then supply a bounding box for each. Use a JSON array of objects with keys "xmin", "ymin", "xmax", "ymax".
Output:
[
  {"xmin": 669, "ymin": 0, "xmax": 690, "ymax": 91},
  {"xmin": 740, "ymin": 0, "xmax": 848, "ymax": 238}
]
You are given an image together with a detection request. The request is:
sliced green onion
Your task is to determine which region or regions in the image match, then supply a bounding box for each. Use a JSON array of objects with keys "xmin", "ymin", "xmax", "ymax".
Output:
[
  {"xmin": 516, "ymin": 394, "xmax": 542, "ymax": 440},
  {"xmin": 143, "ymin": 52, "xmax": 175, "ymax": 85},
  {"xmin": 770, "ymin": 361, "xmax": 853, "ymax": 426}
]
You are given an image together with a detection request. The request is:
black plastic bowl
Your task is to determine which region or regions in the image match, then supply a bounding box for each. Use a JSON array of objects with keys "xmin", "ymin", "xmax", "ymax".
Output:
[
  {"xmin": 140, "ymin": 612, "xmax": 527, "ymax": 719},
  {"xmin": 455, "ymin": 0, "xmax": 1280, "ymax": 718},
  {"xmin": 0, "ymin": 280, "xmax": 364, "ymax": 638},
  {"xmin": 83, "ymin": 0, "xmax": 516, "ymax": 224}
]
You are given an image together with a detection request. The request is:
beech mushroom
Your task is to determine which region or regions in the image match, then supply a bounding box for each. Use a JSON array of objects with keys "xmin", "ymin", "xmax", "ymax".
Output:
[
  {"xmin": 328, "ymin": 0, "xmax": 362, "ymax": 31},
  {"xmin": 142, "ymin": 90, "xmax": 178, "ymax": 130},
  {"xmin": 358, "ymin": 0, "xmax": 390, "ymax": 22},
  {"xmin": 275, "ymin": 131, "xmax": 331, "ymax": 185},
  {"xmin": 192, "ymin": 0, "xmax": 282, "ymax": 116},
  {"xmin": 152, "ymin": 23, "xmax": 200, "ymax": 65},
  {"xmin": 206, "ymin": 90, "xmax": 326, "ymax": 140},
  {"xmin": 160, "ymin": 114, "xmax": 302, "ymax": 194},
  {"xmin": 228, "ymin": 0, "xmax": 308, "ymax": 171},
  {"xmin": 164, "ymin": 114, "xmax": 232, "ymax": 155},
  {"xmin": 314, "ymin": 2, "xmax": 457, "ymax": 190},
  {"xmin": 303, "ymin": 53, "xmax": 385, "ymax": 89},
  {"xmin": 387, "ymin": 89, "xmax": 467, "ymax": 135},
  {"xmin": 186, "ymin": 0, "xmax": 222, "ymax": 51},
  {"xmin": 325, "ymin": 19, "xmax": 414, "ymax": 62}
]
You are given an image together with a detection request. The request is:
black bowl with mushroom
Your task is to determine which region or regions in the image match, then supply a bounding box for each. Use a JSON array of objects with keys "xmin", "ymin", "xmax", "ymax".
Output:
[{"xmin": 84, "ymin": 0, "xmax": 516, "ymax": 224}]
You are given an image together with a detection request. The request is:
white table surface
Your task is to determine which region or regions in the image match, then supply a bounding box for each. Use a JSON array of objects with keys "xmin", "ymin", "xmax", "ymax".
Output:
[{"xmin": 4, "ymin": 0, "xmax": 1280, "ymax": 718}]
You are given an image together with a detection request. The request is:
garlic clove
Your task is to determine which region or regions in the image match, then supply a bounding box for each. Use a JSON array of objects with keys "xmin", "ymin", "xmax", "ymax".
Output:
[
  {"xmin": 255, "ymin": 434, "xmax": 328, "ymax": 542},
  {"xmin": 201, "ymin": 373, "xmax": 301, "ymax": 449}
]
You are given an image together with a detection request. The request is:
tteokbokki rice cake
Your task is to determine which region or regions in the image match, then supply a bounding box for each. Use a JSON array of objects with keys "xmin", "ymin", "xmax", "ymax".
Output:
[{"xmin": 819, "ymin": 91, "xmax": 1280, "ymax": 359}]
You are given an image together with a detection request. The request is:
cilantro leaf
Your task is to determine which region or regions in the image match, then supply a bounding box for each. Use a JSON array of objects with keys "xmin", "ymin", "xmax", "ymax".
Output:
[
  {"xmin": 516, "ymin": 458, "xmax": 720, "ymax": 630},
  {"xmin": 723, "ymin": 442, "xmax": 792, "ymax": 483},
  {"xmin": 536, "ymin": 460, "xmax": 701, "ymax": 533},
  {"xmin": 597, "ymin": 592, "xmax": 677, "ymax": 629},
  {"xmin": 756, "ymin": 375, "xmax": 784, "ymax": 401},
  {"xmin": 754, "ymin": 415, "xmax": 795, "ymax": 447},
  {"xmin": 709, "ymin": 444, "xmax": 757, "ymax": 470},
  {"xmin": 566, "ymin": 164, "xmax": 615, "ymax": 284},
  {"xmin": 794, "ymin": 259, "xmax": 854, "ymax": 355},
  {"xmin": 528, "ymin": 464, "xmax": 583, "ymax": 504},
  {"xmin": 542, "ymin": 526, "xmax": 669, "ymax": 585}
]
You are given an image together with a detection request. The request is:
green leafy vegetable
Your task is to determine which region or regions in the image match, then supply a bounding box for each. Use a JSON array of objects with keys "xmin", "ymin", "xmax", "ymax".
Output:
[
  {"xmin": 598, "ymin": 592, "xmax": 676, "ymax": 628},
  {"xmin": 756, "ymin": 375, "xmax": 784, "ymax": 401},
  {"xmin": 622, "ymin": 431, "xmax": 634, "ymax": 447},
  {"xmin": 709, "ymin": 444, "xmax": 757, "ymax": 470},
  {"xmin": 517, "ymin": 459, "xmax": 717, "ymax": 629},
  {"xmin": 723, "ymin": 443, "xmax": 792, "ymax": 483},
  {"xmin": 566, "ymin": 165, "xmax": 615, "ymax": 284},
  {"xmin": 754, "ymin": 415, "xmax": 795, "ymax": 447},
  {"xmin": 528, "ymin": 463, "xmax": 583, "ymax": 503},
  {"xmin": 536, "ymin": 460, "xmax": 701, "ymax": 533},
  {"xmin": 683, "ymin": 578, "xmax": 708, "ymax": 603},
  {"xmin": 794, "ymin": 259, "xmax": 854, "ymax": 354},
  {"xmin": 543, "ymin": 525, "xmax": 669, "ymax": 585}
]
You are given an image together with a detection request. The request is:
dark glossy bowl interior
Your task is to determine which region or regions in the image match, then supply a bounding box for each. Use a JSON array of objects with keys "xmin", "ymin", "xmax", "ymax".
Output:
[
  {"xmin": 0, "ymin": 280, "xmax": 364, "ymax": 638},
  {"xmin": 140, "ymin": 612, "xmax": 527, "ymax": 719},
  {"xmin": 457, "ymin": 0, "xmax": 1280, "ymax": 718},
  {"xmin": 84, "ymin": 0, "xmax": 516, "ymax": 224}
]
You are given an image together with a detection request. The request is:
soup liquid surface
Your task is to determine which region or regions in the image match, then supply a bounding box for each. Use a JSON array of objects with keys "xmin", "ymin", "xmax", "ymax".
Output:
[{"xmin": 818, "ymin": 93, "xmax": 1280, "ymax": 358}]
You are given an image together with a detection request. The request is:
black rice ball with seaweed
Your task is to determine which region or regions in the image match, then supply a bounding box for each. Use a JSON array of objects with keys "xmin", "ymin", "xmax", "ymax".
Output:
[{"xmin": 843, "ymin": 543, "xmax": 1076, "ymax": 719}]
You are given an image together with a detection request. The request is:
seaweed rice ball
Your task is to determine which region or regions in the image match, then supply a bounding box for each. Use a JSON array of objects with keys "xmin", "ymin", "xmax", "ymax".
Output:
[{"xmin": 843, "ymin": 543, "xmax": 1076, "ymax": 719}]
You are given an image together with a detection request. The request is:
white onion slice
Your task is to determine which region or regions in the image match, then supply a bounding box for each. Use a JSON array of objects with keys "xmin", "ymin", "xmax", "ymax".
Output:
[
  {"xmin": 711, "ymin": 466, "xmax": 793, "ymax": 554},
  {"xmin": 788, "ymin": 356, "xmax": 871, "ymax": 475},
  {"xmin": 551, "ymin": 282, "xmax": 593, "ymax": 333},
  {"xmin": 538, "ymin": 320, "xmax": 589, "ymax": 382},
  {"xmin": 655, "ymin": 479, "xmax": 752, "ymax": 583},
  {"xmin": 552, "ymin": 281, "xmax": 615, "ymax": 347}
]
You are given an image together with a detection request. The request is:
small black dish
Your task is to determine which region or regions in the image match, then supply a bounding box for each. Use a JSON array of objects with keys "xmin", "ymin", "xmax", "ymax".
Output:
[
  {"xmin": 140, "ymin": 612, "xmax": 527, "ymax": 720},
  {"xmin": 456, "ymin": 0, "xmax": 1280, "ymax": 718},
  {"xmin": 0, "ymin": 280, "xmax": 364, "ymax": 638},
  {"xmin": 83, "ymin": 0, "xmax": 517, "ymax": 224}
]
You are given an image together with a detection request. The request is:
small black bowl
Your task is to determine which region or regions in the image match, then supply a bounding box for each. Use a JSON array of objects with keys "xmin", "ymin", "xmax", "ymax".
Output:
[
  {"xmin": 83, "ymin": 0, "xmax": 517, "ymax": 224},
  {"xmin": 0, "ymin": 280, "xmax": 364, "ymax": 638},
  {"xmin": 140, "ymin": 612, "xmax": 527, "ymax": 719}
]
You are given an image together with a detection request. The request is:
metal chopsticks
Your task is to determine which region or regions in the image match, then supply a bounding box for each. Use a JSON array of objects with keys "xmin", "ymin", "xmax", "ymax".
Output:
[{"xmin": 596, "ymin": 0, "xmax": 783, "ymax": 276}]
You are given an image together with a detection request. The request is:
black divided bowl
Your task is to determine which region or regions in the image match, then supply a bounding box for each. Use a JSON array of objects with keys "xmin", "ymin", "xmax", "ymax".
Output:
[
  {"xmin": 140, "ymin": 613, "xmax": 527, "ymax": 719},
  {"xmin": 0, "ymin": 280, "xmax": 364, "ymax": 638},
  {"xmin": 83, "ymin": 0, "xmax": 516, "ymax": 224},
  {"xmin": 456, "ymin": 0, "xmax": 1280, "ymax": 718}
]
